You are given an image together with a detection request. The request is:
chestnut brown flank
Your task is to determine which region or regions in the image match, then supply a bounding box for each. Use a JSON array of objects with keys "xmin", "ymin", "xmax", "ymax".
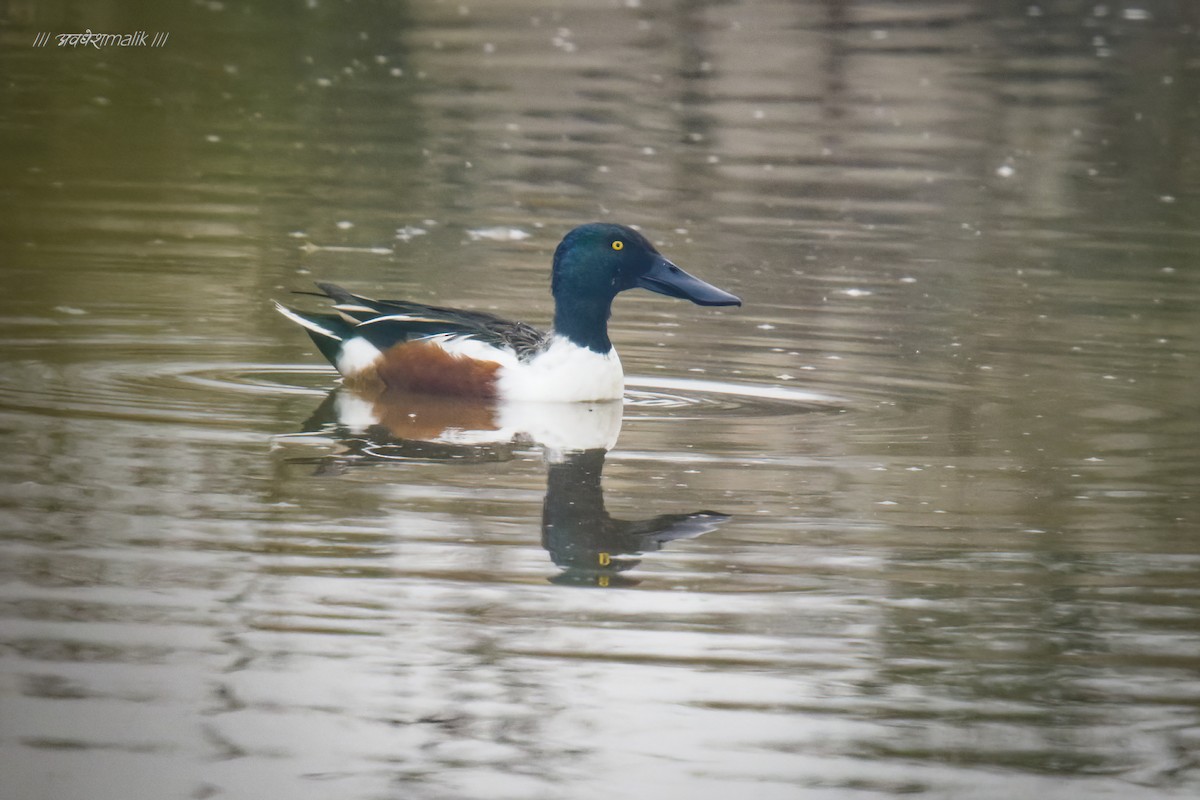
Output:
[{"xmin": 347, "ymin": 341, "xmax": 501, "ymax": 398}]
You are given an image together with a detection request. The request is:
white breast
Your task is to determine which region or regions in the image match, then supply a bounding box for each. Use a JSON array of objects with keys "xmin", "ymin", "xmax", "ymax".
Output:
[{"xmin": 497, "ymin": 336, "xmax": 624, "ymax": 402}]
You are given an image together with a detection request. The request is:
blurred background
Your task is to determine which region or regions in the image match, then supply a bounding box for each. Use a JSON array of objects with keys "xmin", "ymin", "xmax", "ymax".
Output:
[{"xmin": 1, "ymin": 1, "xmax": 1198, "ymax": 798}]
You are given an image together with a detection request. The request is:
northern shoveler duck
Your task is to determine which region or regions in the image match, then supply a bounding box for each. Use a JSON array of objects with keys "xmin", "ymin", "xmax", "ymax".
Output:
[{"xmin": 275, "ymin": 222, "xmax": 741, "ymax": 402}]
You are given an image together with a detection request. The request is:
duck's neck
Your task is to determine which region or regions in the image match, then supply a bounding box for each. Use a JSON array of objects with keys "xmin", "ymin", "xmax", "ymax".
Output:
[{"xmin": 553, "ymin": 295, "xmax": 614, "ymax": 354}]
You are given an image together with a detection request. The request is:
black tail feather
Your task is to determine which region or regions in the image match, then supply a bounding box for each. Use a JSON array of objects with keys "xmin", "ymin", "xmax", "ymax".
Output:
[
  {"xmin": 274, "ymin": 301, "xmax": 354, "ymax": 367},
  {"xmin": 302, "ymin": 315, "xmax": 351, "ymax": 364}
]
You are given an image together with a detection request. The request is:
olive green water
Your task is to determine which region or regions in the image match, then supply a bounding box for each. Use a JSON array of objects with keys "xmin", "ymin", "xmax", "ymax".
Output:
[{"xmin": 2, "ymin": 2, "xmax": 1199, "ymax": 799}]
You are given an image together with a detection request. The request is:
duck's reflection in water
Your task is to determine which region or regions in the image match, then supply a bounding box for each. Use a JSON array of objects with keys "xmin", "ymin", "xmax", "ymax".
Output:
[
  {"xmin": 541, "ymin": 447, "xmax": 728, "ymax": 587},
  {"xmin": 292, "ymin": 387, "xmax": 730, "ymax": 586}
]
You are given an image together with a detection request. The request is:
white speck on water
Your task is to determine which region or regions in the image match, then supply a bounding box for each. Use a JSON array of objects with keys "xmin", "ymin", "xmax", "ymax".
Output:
[
  {"xmin": 316, "ymin": 77, "xmax": 332, "ymax": 87},
  {"xmin": 467, "ymin": 227, "xmax": 531, "ymax": 242},
  {"xmin": 900, "ymin": 276, "xmax": 917, "ymax": 283},
  {"xmin": 551, "ymin": 27, "xmax": 576, "ymax": 52},
  {"xmin": 54, "ymin": 305, "xmax": 87, "ymax": 315},
  {"xmin": 1122, "ymin": 7, "xmax": 1151, "ymax": 20},
  {"xmin": 996, "ymin": 163, "xmax": 1016, "ymax": 178},
  {"xmin": 205, "ymin": 134, "xmax": 221, "ymax": 143},
  {"xmin": 841, "ymin": 288, "xmax": 872, "ymax": 297},
  {"xmin": 776, "ymin": 374, "xmax": 795, "ymax": 381},
  {"xmin": 303, "ymin": 244, "xmax": 391, "ymax": 255},
  {"xmin": 1159, "ymin": 195, "xmax": 1176, "ymax": 203},
  {"xmin": 336, "ymin": 220, "xmax": 354, "ymax": 230},
  {"xmin": 395, "ymin": 226, "xmax": 427, "ymax": 242},
  {"xmin": 757, "ymin": 323, "xmax": 776, "ymax": 330},
  {"xmin": 877, "ymin": 500, "xmax": 898, "ymax": 505}
]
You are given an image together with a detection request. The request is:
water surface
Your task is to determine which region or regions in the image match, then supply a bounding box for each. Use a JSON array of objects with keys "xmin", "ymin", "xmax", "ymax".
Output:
[{"xmin": 2, "ymin": 2, "xmax": 1199, "ymax": 799}]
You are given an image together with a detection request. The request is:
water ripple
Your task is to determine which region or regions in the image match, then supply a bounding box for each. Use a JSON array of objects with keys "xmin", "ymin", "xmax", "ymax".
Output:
[
  {"xmin": 0, "ymin": 356, "xmax": 329, "ymax": 427},
  {"xmin": 624, "ymin": 375, "xmax": 841, "ymax": 418}
]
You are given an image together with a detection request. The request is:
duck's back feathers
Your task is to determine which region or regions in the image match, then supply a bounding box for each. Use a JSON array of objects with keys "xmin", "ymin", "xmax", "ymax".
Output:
[{"xmin": 308, "ymin": 282, "xmax": 547, "ymax": 359}]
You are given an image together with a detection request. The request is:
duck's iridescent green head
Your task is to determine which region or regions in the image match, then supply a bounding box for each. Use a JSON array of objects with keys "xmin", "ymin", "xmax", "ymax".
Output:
[{"xmin": 550, "ymin": 223, "xmax": 741, "ymax": 352}]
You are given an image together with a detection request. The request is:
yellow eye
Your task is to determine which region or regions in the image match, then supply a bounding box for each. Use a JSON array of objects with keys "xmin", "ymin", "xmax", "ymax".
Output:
[{"xmin": 612, "ymin": 240, "xmax": 624, "ymax": 251}]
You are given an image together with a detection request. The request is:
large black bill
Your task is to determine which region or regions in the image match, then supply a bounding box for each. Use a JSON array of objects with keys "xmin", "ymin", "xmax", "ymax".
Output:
[{"xmin": 636, "ymin": 256, "xmax": 742, "ymax": 307}]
